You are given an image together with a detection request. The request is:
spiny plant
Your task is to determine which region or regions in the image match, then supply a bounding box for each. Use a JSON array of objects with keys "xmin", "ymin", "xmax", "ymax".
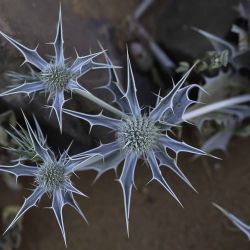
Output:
[
  {"xmin": 0, "ymin": 4, "xmax": 250, "ymax": 248},
  {"xmin": 64, "ymin": 51, "xmax": 250, "ymax": 235},
  {"xmin": 0, "ymin": 6, "xmax": 117, "ymax": 130},
  {"xmin": 63, "ymin": 53, "xmax": 215, "ymax": 234},
  {"xmin": 0, "ymin": 113, "xmax": 87, "ymax": 245}
]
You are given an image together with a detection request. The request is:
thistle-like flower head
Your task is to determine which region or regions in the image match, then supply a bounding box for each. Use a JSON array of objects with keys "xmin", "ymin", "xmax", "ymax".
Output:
[
  {"xmin": 0, "ymin": 6, "xmax": 112, "ymax": 130},
  {"xmin": 63, "ymin": 51, "xmax": 209, "ymax": 234},
  {"xmin": 117, "ymin": 115, "xmax": 160, "ymax": 154},
  {"xmin": 0, "ymin": 114, "xmax": 87, "ymax": 245}
]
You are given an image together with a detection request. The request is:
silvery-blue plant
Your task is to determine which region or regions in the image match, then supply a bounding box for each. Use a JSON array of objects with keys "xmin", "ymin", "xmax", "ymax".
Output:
[
  {"xmin": 0, "ymin": 3, "xmax": 250, "ymax": 246},
  {"xmin": 213, "ymin": 203, "xmax": 250, "ymax": 240},
  {"xmin": 0, "ymin": 6, "xmax": 114, "ymax": 130},
  {"xmin": 63, "ymin": 52, "xmax": 211, "ymax": 234},
  {"xmin": 0, "ymin": 113, "xmax": 87, "ymax": 245}
]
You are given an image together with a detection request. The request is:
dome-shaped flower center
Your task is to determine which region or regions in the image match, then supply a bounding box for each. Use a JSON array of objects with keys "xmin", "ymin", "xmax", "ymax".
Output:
[
  {"xmin": 41, "ymin": 64, "xmax": 72, "ymax": 92},
  {"xmin": 36, "ymin": 162, "xmax": 67, "ymax": 192},
  {"xmin": 117, "ymin": 116, "xmax": 159, "ymax": 154}
]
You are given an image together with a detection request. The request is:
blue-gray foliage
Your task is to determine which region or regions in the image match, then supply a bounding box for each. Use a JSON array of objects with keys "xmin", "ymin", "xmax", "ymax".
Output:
[
  {"xmin": 0, "ymin": 3, "xmax": 250, "ymax": 246},
  {"xmin": 0, "ymin": 113, "xmax": 87, "ymax": 245},
  {"xmin": 63, "ymin": 51, "xmax": 209, "ymax": 234}
]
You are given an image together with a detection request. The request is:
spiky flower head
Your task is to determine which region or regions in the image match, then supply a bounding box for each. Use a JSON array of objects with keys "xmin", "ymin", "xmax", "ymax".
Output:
[
  {"xmin": 117, "ymin": 115, "xmax": 160, "ymax": 154},
  {"xmin": 0, "ymin": 114, "xmax": 87, "ymax": 245},
  {"xmin": 41, "ymin": 64, "xmax": 74, "ymax": 93},
  {"xmin": 63, "ymin": 51, "xmax": 209, "ymax": 235},
  {"xmin": 35, "ymin": 161, "xmax": 69, "ymax": 192},
  {"xmin": 0, "ymin": 6, "xmax": 112, "ymax": 131}
]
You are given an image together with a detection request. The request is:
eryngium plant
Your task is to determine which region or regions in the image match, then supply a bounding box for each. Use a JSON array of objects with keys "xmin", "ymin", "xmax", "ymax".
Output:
[
  {"xmin": 0, "ymin": 7, "xmax": 112, "ymax": 130},
  {"xmin": 0, "ymin": 114, "xmax": 87, "ymax": 245},
  {"xmin": 63, "ymin": 52, "xmax": 210, "ymax": 234}
]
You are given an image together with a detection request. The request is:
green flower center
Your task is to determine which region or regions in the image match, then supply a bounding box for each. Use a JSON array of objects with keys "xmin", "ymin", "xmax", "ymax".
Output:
[
  {"xmin": 117, "ymin": 116, "xmax": 159, "ymax": 154},
  {"xmin": 36, "ymin": 162, "xmax": 68, "ymax": 192},
  {"xmin": 41, "ymin": 64, "xmax": 72, "ymax": 92}
]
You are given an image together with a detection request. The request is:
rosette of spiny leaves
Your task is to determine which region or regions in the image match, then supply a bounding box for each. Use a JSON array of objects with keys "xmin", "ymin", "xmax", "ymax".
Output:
[
  {"xmin": 0, "ymin": 6, "xmax": 112, "ymax": 130},
  {"xmin": 63, "ymin": 52, "xmax": 210, "ymax": 234},
  {"xmin": 0, "ymin": 114, "xmax": 87, "ymax": 245},
  {"xmin": 213, "ymin": 203, "xmax": 250, "ymax": 240}
]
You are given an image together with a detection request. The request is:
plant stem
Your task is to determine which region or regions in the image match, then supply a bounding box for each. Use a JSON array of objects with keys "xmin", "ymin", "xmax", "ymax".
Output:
[
  {"xmin": 183, "ymin": 94, "xmax": 250, "ymax": 121},
  {"xmin": 73, "ymin": 89, "xmax": 126, "ymax": 118}
]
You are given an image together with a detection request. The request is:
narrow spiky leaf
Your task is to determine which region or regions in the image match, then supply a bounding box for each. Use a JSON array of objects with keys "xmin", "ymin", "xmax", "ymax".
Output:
[
  {"xmin": 67, "ymin": 79, "xmax": 88, "ymax": 92},
  {"xmin": 164, "ymin": 85, "xmax": 202, "ymax": 124},
  {"xmin": 0, "ymin": 31, "xmax": 47, "ymax": 70},
  {"xmin": 0, "ymin": 82, "xmax": 46, "ymax": 97},
  {"xmin": 51, "ymin": 91, "xmax": 65, "ymax": 132},
  {"xmin": 124, "ymin": 50, "xmax": 141, "ymax": 117},
  {"xmin": 72, "ymin": 142, "xmax": 123, "ymax": 174},
  {"xmin": 0, "ymin": 162, "xmax": 37, "ymax": 179},
  {"xmin": 159, "ymin": 134, "xmax": 206, "ymax": 156},
  {"xmin": 52, "ymin": 190, "xmax": 67, "ymax": 246},
  {"xmin": 101, "ymin": 52, "xmax": 130, "ymax": 113},
  {"xmin": 64, "ymin": 181, "xmax": 87, "ymax": 197},
  {"xmin": 63, "ymin": 109, "xmax": 121, "ymax": 130},
  {"xmin": 70, "ymin": 50, "xmax": 106, "ymax": 77},
  {"xmin": 5, "ymin": 187, "xmax": 44, "ymax": 233},
  {"xmin": 64, "ymin": 191, "xmax": 87, "ymax": 223},
  {"xmin": 119, "ymin": 153, "xmax": 137, "ymax": 236},
  {"xmin": 54, "ymin": 6, "xmax": 64, "ymax": 64},
  {"xmin": 147, "ymin": 151, "xmax": 182, "ymax": 207},
  {"xmin": 150, "ymin": 64, "xmax": 196, "ymax": 121},
  {"xmin": 155, "ymin": 149, "xmax": 196, "ymax": 192},
  {"xmin": 74, "ymin": 141, "xmax": 120, "ymax": 159}
]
